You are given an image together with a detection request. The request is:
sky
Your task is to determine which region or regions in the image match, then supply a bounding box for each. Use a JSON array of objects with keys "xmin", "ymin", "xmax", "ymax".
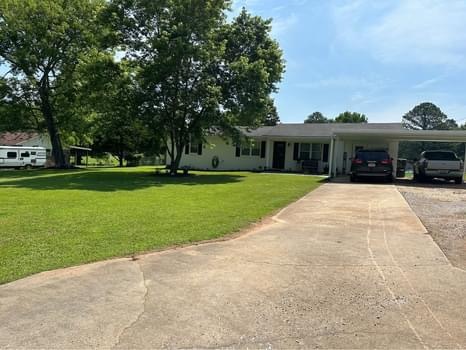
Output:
[
  {"xmin": 2, "ymin": 0, "xmax": 466, "ymax": 125},
  {"xmin": 232, "ymin": 0, "xmax": 466, "ymax": 124}
]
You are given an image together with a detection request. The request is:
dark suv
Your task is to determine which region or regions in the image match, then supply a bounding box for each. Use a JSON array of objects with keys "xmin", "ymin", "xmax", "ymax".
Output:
[{"xmin": 350, "ymin": 149, "xmax": 393, "ymax": 182}]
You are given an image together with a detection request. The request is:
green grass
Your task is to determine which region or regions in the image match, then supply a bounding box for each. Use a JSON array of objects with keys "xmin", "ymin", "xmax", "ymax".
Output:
[{"xmin": 0, "ymin": 167, "xmax": 323, "ymax": 284}]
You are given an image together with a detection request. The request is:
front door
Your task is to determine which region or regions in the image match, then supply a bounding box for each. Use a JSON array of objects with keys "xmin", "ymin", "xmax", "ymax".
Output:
[{"xmin": 272, "ymin": 142, "xmax": 286, "ymax": 169}]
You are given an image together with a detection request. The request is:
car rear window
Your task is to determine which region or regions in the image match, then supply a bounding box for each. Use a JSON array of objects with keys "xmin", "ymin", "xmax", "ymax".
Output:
[
  {"xmin": 423, "ymin": 151, "xmax": 457, "ymax": 161},
  {"xmin": 356, "ymin": 151, "xmax": 389, "ymax": 161}
]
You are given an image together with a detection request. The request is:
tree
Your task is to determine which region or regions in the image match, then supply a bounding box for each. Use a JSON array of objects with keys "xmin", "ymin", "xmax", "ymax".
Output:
[
  {"xmin": 0, "ymin": 0, "xmax": 104, "ymax": 168},
  {"xmin": 108, "ymin": 1, "xmax": 284, "ymax": 174},
  {"xmin": 402, "ymin": 102, "xmax": 455, "ymax": 130},
  {"xmin": 400, "ymin": 102, "xmax": 461, "ymax": 160},
  {"xmin": 305, "ymin": 111, "xmax": 332, "ymax": 123},
  {"xmin": 78, "ymin": 55, "xmax": 151, "ymax": 167},
  {"xmin": 335, "ymin": 111, "xmax": 368, "ymax": 123},
  {"xmin": 262, "ymin": 98, "xmax": 280, "ymax": 126}
]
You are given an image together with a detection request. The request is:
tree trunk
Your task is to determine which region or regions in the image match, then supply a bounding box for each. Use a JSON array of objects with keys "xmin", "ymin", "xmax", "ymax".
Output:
[
  {"xmin": 170, "ymin": 144, "xmax": 183, "ymax": 175},
  {"xmin": 39, "ymin": 83, "xmax": 68, "ymax": 168},
  {"xmin": 118, "ymin": 152, "xmax": 124, "ymax": 167}
]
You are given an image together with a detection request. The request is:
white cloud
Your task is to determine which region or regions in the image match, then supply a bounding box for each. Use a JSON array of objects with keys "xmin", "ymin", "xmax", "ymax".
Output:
[
  {"xmin": 332, "ymin": 0, "xmax": 466, "ymax": 66},
  {"xmin": 295, "ymin": 76, "xmax": 384, "ymax": 89},
  {"xmin": 412, "ymin": 76, "xmax": 443, "ymax": 89},
  {"xmin": 271, "ymin": 13, "xmax": 298, "ymax": 36}
]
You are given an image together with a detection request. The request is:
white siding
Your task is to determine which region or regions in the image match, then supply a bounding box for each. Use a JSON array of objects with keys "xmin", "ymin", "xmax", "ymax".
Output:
[
  {"xmin": 175, "ymin": 136, "xmax": 267, "ymax": 171},
  {"xmin": 168, "ymin": 136, "xmax": 331, "ymax": 172}
]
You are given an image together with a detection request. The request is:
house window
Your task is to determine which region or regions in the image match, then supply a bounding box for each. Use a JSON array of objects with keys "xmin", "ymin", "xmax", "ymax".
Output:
[
  {"xmin": 299, "ymin": 143, "xmax": 310, "ymax": 160},
  {"xmin": 190, "ymin": 143, "xmax": 199, "ymax": 154},
  {"xmin": 7, "ymin": 152, "xmax": 17, "ymax": 159},
  {"xmin": 251, "ymin": 141, "xmax": 260, "ymax": 156},
  {"xmin": 240, "ymin": 141, "xmax": 261, "ymax": 157},
  {"xmin": 311, "ymin": 144, "xmax": 322, "ymax": 160}
]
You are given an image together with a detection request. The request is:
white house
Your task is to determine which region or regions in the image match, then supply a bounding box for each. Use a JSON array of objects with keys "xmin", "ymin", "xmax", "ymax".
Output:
[{"xmin": 168, "ymin": 123, "xmax": 466, "ymax": 177}]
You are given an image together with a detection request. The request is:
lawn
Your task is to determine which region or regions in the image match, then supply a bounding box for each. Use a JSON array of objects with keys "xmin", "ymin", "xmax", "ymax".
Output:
[{"xmin": 0, "ymin": 167, "xmax": 323, "ymax": 284}]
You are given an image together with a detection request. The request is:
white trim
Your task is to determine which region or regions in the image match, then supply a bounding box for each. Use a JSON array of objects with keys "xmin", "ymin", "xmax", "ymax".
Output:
[{"xmin": 328, "ymin": 137, "xmax": 335, "ymax": 178}]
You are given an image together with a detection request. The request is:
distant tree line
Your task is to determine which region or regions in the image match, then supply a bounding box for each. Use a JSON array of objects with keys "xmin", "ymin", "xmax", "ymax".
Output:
[
  {"xmin": 304, "ymin": 111, "xmax": 368, "ymax": 124},
  {"xmin": 0, "ymin": 0, "xmax": 284, "ymax": 172}
]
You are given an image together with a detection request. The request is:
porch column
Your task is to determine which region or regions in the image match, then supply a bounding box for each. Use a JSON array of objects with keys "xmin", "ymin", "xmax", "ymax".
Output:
[
  {"xmin": 328, "ymin": 136, "xmax": 335, "ymax": 178},
  {"xmin": 463, "ymin": 143, "xmax": 466, "ymax": 183},
  {"xmin": 265, "ymin": 139, "xmax": 272, "ymax": 169},
  {"xmin": 388, "ymin": 141, "xmax": 399, "ymax": 178}
]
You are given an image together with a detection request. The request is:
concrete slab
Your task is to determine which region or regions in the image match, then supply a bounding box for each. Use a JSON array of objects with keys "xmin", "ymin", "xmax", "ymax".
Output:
[{"xmin": 1, "ymin": 183, "xmax": 465, "ymax": 349}]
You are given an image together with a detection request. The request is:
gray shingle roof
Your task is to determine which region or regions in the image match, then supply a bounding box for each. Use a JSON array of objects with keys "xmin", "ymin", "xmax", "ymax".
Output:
[{"xmin": 241, "ymin": 123, "xmax": 403, "ymax": 137}]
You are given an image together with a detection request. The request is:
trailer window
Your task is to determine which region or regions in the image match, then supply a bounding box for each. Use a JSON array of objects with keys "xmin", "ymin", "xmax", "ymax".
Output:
[
  {"xmin": 21, "ymin": 151, "xmax": 30, "ymax": 157},
  {"xmin": 31, "ymin": 151, "xmax": 36, "ymax": 155},
  {"xmin": 7, "ymin": 152, "xmax": 17, "ymax": 159}
]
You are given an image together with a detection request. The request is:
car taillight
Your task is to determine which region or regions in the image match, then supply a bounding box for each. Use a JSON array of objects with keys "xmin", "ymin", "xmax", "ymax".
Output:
[
  {"xmin": 380, "ymin": 159, "xmax": 392, "ymax": 165},
  {"xmin": 352, "ymin": 159, "xmax": 363, "ymax": 164}
]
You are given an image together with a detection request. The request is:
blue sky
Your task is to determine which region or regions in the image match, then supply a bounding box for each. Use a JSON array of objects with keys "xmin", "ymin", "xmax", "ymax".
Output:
[
  {"xmin": 232, "ymin": 0, "xmax": 466, "ymax": 124},
  {"xmin": 2, "ymin": 1, "xmax": 466, "ymax": 125}
]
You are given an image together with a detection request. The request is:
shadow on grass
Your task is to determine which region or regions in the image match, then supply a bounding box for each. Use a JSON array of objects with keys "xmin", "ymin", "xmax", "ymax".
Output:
[{"xmin": 0, "ymin": 170, "xmax": 245, "ymax": 192}]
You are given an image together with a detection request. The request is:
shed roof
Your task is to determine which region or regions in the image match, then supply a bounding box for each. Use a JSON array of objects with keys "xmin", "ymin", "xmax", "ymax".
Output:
[{"xmin": 0, "ymin": 132, "xmax": 39, "ymax": 145}]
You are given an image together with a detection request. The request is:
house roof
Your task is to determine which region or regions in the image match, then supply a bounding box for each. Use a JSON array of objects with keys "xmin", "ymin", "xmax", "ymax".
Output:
[
  {"xmin": 241, "ymin": 123, "xmax": 403, "ymax": 138},
  {"xmin": 0, "ymin": 132, "xmax": 39, "ymax": 145}
]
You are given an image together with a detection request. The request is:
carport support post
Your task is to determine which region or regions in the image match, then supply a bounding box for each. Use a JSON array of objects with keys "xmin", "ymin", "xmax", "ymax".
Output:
[
  {"xmin": 328, "ymin": 136, "xmax": 335, "ymax": 178},
  {"xmin": 463, "ymin": 143, "xmax": 466, "ymax": 182}
]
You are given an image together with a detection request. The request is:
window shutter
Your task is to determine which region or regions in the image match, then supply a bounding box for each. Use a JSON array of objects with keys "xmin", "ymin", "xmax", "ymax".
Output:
[
  {"xmin": 293, "ymin": 143, "xmax": 299, "ymax": 160},
  {"xmin": 197, "ymin": 143, "xmax": 202, "ymax": 155},
  {"xmin": 235, "ymin": 146, "xmax": 240, "ymax": 157},
  {"xmin": 185, "ymin": 144, "xmax": 189, "ymax": 154},
  {"xmin": 323, "ymin": 144, "xmax": 329, "ymax": 162},
  {"xmin": 260, "ymin": 141, "xmax": 266, "ymax": 158}
]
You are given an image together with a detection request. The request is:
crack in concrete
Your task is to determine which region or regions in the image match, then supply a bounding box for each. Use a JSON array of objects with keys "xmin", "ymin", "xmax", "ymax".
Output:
[{"xmin": 111, "ymin": 259, "xmax": 148, "ymax": 349}]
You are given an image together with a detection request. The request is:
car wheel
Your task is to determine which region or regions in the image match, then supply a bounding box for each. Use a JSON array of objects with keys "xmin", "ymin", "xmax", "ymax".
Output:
[
  {"xmin": 386, "ymin": 174, "xmax": 393, "ymax": 183},
  {"xmin": 455, "ymin": 177, "xmax": 463, "ymax": 184},
  {"xmin": 25, "ymin": 164, "xmax": 32, "ymax": 170}
]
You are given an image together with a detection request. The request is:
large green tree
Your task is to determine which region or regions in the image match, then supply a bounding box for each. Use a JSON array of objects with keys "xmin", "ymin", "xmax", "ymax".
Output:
[
  {"xmin": 304, "ymin": 111, "xmax": 332, "ymax": 123},
  {"xmin": 402, "ymin": 102, "xmax": 457, "ymax": 130},
  {"xmin": 0, "ymin": 0, "xmax": 105, "ymax": 167},
  {"xmin": 400, "ymin": 102, "xmax": 462, "ymax": 160},
  {"xmin": 335, "ymin": 111, "xmax": 368, "ymax": 123},
  {"xmin": 108, "ymin": 1, "xmax": 284, "ymax": 174}
]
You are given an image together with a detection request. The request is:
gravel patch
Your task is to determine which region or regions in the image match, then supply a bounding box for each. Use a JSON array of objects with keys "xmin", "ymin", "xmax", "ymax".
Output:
[{"xmin": 398, "ymin": 183, "xmax": 466, "ymax": 270}]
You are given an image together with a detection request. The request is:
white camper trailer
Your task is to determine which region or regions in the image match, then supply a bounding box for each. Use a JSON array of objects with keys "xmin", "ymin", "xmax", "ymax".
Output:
[{"xmin": 0, "ymin": 146, "xmax": 47, "ymax": 169}]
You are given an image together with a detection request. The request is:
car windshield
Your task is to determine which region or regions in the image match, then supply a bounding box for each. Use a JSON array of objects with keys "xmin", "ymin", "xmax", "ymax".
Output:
[
  {"xmin": 423, "ymin": 151, "xmax": 457, "ymax": 161},
  {"xmin": 356, "ymin": 151, "xmax": 389, "ymax": 161}
]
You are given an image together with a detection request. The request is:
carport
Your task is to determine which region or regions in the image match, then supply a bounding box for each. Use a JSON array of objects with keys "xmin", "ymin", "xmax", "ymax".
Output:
[{"xmin": 327, "ymin": 129, "xmax": 466, "ymax": 178}]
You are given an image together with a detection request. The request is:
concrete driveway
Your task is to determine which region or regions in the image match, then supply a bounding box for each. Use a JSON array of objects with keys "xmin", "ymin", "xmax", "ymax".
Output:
[{"xmin": 1, "ymin": 183, "xmax": 466, "ymax": 349}]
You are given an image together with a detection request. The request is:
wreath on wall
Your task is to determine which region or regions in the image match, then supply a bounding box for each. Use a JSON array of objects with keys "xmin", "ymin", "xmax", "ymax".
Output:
[{"xmin": 211, "ymin": 156, "xmax": 220, "ymax": 169}]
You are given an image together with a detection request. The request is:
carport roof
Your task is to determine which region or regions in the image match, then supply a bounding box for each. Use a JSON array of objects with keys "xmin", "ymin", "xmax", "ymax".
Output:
[
  {"xmin": 334, "ymin": 128, "xmax": 466, "ymax": 142},
  {"xmin": 242, "ymin": 123, "xmax": 403, "ymax": 138}
]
